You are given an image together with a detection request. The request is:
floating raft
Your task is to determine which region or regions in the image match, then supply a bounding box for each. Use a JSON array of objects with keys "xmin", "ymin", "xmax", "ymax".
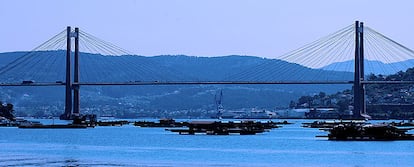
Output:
[
  {"xmin": 318, "ymin": 123, "xmax": 414, "ymax": 141},
  {"xmin": 134, "ymin": 118, "xmax": 186, "ymax": 127},
  {"xmin": 166, "ymin": 120, "xmax": 278, "ymax": 135},
  {"xmin": 18, "ymin": 124, "xmax": 88, "ymax": 129},
  {"xmin": 134, "ymin": 119, "xmax": 289, "ymax": 128},
  {"xmin": 388, "ymin": 121, "xmax": 414, "ymax": 127},
  {"xmin": 97, "ymin": 120, "xmax": 130, "ymax": 126},
  {"xmin": 302, "ymin": 120, "xmax": 366, "ymax": 129}
]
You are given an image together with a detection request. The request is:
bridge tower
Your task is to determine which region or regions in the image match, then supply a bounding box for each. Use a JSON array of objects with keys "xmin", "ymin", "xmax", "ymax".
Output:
[
  {"xmin": 73, "ymin": 27, "xmax": 80, "ymax": 117},
  {"xmin": 60, "ymin": 26, "xmax": 80, "ymax": 120},
  {"xmin": 353, "ymin": 21, "xmax": 369, "ymax": 119}
]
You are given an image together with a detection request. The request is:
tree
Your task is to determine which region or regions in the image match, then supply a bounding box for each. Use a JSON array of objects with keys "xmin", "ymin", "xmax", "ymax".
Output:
[
  {"xmin": 319, "ymin": 92, "xmax": 326, "ymax": 98},
  {"xmin": 367, "ymin": 73, "xmax": 377, "ymax": 81},
  {"xmin": 0, "ymin": 102, "xmax": 15, "ymax": 121},
  {"xmin": 289, "ymin": 101, "xmax": 296, "ymax": 108},
  {"xmin": 337, "ymin": 100, "xmax": 349, "ymax": 112},
  {"xmin": 298, "ymin": 96, "xmax": 313, "ymax": 106}
]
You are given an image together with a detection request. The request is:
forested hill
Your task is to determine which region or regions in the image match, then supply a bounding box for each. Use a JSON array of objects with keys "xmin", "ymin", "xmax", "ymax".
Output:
[
  {"xmin": 292, "ymin": 67, "xmax": 414, "ymax": 119},
  {"xmin": 0, "ymin": 51, "xmax": 353, "ymax": 117},
  {"xmin": 0, "ymin": 52, "xmax": 353, "ymax": 82}
]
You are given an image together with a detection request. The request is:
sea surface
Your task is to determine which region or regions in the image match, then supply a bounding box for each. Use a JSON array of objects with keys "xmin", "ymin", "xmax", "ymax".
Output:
[{"xmin": 1, "ymin": 119, "xmax": 414, "ymax": 167}]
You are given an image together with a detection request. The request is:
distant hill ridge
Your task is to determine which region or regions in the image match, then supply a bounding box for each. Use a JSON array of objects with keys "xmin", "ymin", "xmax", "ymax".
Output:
[
  {"xmin": 2, "ymin": 51, "xmax": 414, "ymax": 79},
  {"xmin": 0, "ymin": 51, "xmax": 352, "ymax": 82},
  {"xmin": 320, "ymin": 59, "xmax": 414, "ymax": 75},
  {"xmin": 0, "ymin": 51, "xmax": 385, "ymax": 115}
]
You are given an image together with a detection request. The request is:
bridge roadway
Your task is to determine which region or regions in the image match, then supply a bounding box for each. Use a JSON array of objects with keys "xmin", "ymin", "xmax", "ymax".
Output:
[{"xmin": 1, "ymin": 80, "xmax": 414, "ymax": 87}]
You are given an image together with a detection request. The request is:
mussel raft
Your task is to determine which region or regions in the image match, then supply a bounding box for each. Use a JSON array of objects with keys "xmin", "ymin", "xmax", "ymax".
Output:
[{"xmin": 319, "ymin": 123, "xmax": 414, "ymax": 141}]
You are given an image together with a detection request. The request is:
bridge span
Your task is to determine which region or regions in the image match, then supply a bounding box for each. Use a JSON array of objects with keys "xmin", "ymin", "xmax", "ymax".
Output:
[{"xmin": 1, "ymin": 21, "xmax": 414, "ymax": 120}]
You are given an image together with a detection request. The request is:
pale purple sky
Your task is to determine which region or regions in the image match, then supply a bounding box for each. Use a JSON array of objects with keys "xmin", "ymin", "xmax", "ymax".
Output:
[{"xmin": 1, "ymin": 0, "xmax": 413, "ymax": 58}]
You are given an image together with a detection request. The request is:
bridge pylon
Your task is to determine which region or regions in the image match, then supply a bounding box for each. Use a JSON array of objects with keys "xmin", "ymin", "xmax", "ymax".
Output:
[
  {"xmin": 60, "ymin": 26, "xmax": 81, "ymax": 120},
  {"xmin": 353, "ymin": 21, "xmax": 370, "ymax": 119}
]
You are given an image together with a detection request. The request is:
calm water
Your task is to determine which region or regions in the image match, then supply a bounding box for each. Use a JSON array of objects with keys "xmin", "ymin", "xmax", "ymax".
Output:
[{"xmin": 1, "ymin": 119, "xmax": 414, "ymax": 167}]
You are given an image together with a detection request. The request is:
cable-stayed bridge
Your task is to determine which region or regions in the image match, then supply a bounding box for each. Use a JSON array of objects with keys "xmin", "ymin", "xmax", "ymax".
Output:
[{"xmin": 1, "ymin": 21, "xmax": 414, "ymax": 120}]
